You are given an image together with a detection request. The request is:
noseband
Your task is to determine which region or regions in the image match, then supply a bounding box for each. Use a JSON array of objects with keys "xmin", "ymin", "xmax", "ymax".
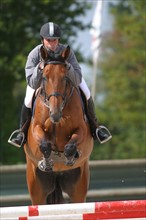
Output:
[{"xmin": 40, "ymin": 60, "xmax": 74, "ymax": 111}]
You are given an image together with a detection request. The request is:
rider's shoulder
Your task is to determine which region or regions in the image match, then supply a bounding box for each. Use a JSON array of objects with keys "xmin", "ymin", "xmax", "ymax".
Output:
[{"xmin": 28, "ymin": 44, "xmax": 42, "ymax": 57}]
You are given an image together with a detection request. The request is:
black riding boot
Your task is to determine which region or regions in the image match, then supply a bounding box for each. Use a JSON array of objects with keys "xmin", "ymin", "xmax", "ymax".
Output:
[
  {"xmin": 8, "ymin": 104, "xmax": 31, "ymax": 147},
  {"xmin": 87, "ymin": 97, "xmax": 112, "ymax": 143}
]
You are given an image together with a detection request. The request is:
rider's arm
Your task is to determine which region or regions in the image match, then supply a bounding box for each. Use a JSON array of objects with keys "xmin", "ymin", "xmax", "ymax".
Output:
[
  {"xmin": 66, "ymin": 47, "xmax": 82, "ymax": 86},
  {"xmin": 25, "ymin": 45, "xmax": 43, "ymax": 90}
]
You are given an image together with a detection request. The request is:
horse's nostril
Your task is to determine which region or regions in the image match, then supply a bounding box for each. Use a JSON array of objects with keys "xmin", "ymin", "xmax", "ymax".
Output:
[{"xmin": 50, "ymin": 111, "xmax": 62, "ymax": 123}]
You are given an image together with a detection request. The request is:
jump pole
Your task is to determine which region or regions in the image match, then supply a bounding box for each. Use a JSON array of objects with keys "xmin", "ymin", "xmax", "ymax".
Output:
[
  {"xmin": 1, "ymin": 200, "xmax": 146, "ymax": 219},
  {"xmin": 1, "ymin": 216, "xmax": 146, "ymax": 220}
]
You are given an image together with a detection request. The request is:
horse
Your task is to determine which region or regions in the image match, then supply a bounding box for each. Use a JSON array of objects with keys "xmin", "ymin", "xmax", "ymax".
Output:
[{"xmin": 24, "ymin": 45, "xmax": 93, "ymax": 205}]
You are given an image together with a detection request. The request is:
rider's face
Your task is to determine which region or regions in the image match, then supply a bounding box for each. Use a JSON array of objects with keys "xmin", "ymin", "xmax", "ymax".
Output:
[{"xmin": 43, "ymin": 38, "xmax": 59, "ymax": 51}]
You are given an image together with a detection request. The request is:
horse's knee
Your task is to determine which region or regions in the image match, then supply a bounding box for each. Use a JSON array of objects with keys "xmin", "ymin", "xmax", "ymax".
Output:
[
  {"xmin": 64, "ymin": 142, "xmax": 77, "ymax": 158},
  {"xmin": 64, "ymin": 142, "xmax": 80, "ymax": 166},
  {"xmin": 40, "ymin": 140, "xmax": 52, "ymax": 157}
]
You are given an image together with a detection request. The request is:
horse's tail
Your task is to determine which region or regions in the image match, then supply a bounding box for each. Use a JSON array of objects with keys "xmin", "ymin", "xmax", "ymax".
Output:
[{"xmin": 46, "ymin": 179, "xmax": 64, "ymax": 204}]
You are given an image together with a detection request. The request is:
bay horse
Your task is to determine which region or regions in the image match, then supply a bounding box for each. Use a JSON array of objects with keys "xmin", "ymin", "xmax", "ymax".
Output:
[{"xmin": 24, "ymin": 46, "xmax": 93, "ymax": 205}]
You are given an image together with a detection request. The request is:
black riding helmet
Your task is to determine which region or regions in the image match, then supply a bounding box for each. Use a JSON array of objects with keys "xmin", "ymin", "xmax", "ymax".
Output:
[{"xmin": 40, "ymin": 22, "xmax": 61, "ymax": 39}]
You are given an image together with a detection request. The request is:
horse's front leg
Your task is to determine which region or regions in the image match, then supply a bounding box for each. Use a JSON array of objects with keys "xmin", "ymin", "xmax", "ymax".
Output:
[
  {"xmin": 64, "ymin": 128, "xmax": 84, "ymax": 166},
  {"xmin": 33, "ymin": 124, "xmax": 53, "ymax": 171},
  {"xmin": 38, "ymin": 139, "xmax": 54, "ymax": 172}
]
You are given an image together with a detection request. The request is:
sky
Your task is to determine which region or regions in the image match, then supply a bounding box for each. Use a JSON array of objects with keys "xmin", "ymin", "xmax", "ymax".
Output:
[
  {"xmin": 75, "ymin": 1, "xmax": 97, "ymax": 59},
  {"xmin": 75, "ymin": 0, "xmax": 113, "ymax": 60},
  {"xmin": 75, "ymin": 0, "xmax": 113, "ymax": 85}
]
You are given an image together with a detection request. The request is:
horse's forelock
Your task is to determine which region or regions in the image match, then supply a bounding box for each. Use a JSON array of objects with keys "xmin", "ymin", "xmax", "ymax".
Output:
[{"xmin": 44, "ymin": 63, "xmax": 65, "ymax": 81}]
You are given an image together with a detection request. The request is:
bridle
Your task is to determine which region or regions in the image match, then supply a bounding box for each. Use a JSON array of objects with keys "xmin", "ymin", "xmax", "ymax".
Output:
[{"xmin": 40, "ymin": 60, "xmax": 74, "ymax": 111}]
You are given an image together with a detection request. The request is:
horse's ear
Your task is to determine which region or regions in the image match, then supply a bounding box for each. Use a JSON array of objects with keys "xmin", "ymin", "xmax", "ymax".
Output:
[
  {"xmin": 62, "ymin": 45, "xmax": 70, "ymax": 60},
  {"xmin": 40, "ymin": 45, "xmax": 48, "ymax": 61}
]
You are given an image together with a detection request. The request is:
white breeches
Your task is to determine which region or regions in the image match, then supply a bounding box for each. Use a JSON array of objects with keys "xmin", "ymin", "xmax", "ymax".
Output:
[
  {"xmin": 24, "ymin": 85, "xmax": 35, "ymax": 108},
  {"xmin": 24, "ymin": 78, "xmax": 90, "ymax": 108},
  {"xmin": 79, "ymin": 78, "xmax": 91, "ymax": 100}
]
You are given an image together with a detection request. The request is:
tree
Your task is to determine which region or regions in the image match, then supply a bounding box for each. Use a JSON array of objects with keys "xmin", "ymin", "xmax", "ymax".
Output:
[
  {"xmin": 91, "ymin": 0, "xmax": 145, "ymax": 159},
  {"xmin": 0, "ymin": 0, "xmax": 91, "ymax": 164}
]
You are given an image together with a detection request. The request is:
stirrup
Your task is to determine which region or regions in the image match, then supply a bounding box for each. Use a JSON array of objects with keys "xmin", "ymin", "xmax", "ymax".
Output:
[
  {"xmin": 8, "ymin": 129, "xmax": 25, "ymax": 148},
  {"xmin": 96, "ymin": 125, "xmax": 112, "ymax": 144}
]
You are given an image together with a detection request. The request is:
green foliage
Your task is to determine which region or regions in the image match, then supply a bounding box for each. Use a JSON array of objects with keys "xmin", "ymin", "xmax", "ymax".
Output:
[
  {"xmin": 1, "ymin": 0, "xmax": 145, "ymax": 164},
  {"xmin": 0, "ymin": 0, "xmax": 91, "ymax": 164},
  {"xmin": 90, "ymin": 0, "xmax": 145, "ymax": 160}
]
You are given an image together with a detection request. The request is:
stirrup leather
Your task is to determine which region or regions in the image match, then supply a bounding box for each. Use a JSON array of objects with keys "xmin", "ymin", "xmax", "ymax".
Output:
[
  {"xmin": 96, "ymin": 125, "xmax": 112, "ymax": 144},
  {"xmin": 8, "ymin": 129, "xmax": 25, "ymax": 148}
]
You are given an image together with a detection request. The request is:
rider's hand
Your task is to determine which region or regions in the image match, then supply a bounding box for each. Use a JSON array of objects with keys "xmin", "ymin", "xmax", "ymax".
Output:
[
  {"xmin": 39, "ymin": 61, "xmax": 44, "ymax": 70},
  {"xmin": 65, "ymin": 61, "xmax": 72, "ymax": 71}
]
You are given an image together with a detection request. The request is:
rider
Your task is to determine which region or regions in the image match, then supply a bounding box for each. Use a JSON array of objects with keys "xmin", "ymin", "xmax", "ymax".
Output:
[{"xmin": 8, "ymin": 22, "xmax": 112, "ymax": 148}]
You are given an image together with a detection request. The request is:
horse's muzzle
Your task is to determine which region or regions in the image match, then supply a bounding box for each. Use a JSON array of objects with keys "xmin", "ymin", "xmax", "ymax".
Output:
[{"xmin": 50, "ymin": 111, "xmax": 62, "ymax": 123}]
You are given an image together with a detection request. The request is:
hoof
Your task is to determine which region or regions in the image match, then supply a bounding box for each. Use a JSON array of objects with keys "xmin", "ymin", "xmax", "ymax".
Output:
[
  {"xmin": 64, "ymin": 151, "xmax": 80, "ymax": 166},
  {"xmin": 64, "ymin": 142, "xmax": 80, "ymax": 166},
  {"xmin": 38, "ymin": 159, "xmax": 53, "ymax": 172}
]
